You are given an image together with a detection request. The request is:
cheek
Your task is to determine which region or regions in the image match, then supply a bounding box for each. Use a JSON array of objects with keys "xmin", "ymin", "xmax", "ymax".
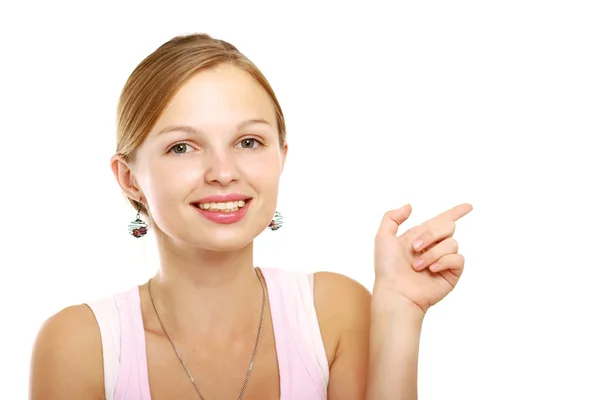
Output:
[
  {"xmin": 142, "ymin": 159, "xmax": 201, "ymax": 206},
  {"xmin": 243, "ymin": 153, "xmax": 282, "ymax": 190}
]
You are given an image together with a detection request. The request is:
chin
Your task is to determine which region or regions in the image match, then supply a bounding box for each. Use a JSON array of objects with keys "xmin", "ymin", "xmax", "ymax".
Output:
[
  {"xmin": 183, "ymin": 219, "xmax": 268, "ymax": 252},
  {"xmin": 193, "ymin": 231, "xmax": 254, "ymax": 252}
]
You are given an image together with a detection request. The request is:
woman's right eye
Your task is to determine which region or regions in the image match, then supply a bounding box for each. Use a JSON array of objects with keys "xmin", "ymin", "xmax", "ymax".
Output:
[{"xmin": 169, "ymin": 143, "xmax": 192, "ymax": 154}]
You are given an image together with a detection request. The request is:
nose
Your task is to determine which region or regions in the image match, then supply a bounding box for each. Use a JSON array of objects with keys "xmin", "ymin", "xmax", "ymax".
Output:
[{"xmin": 204, "ymin": 148, "xmax": 240, "ymax": 186}]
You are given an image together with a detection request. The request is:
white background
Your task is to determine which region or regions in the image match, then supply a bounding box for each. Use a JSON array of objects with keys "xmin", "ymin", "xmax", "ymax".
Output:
[{"xmin": 1, "ymin": 1, "xmax": 599, "ymax": 398}]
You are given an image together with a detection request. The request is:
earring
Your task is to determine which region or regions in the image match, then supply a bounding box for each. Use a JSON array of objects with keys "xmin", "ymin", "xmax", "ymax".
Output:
[
  {"xmin": 128, "ymin": 201, "xmax": 149, "ymax": 238},
  {"xmin": 268, "ymin": 211, "xmax": 283, "ymax": 231}
]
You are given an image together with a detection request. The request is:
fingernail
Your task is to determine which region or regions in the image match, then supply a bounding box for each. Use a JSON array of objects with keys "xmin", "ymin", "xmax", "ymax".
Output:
[
  {"xmin": 430, "ymin": 262, "xmax": 440, "ymax": 271},
  {"xmin": 414, "ymin": 239, "xmax": 424, "ymax": 251},
  {"xmin": 414, "ymin": 258, "xmax": 424, "ymax": 269}
]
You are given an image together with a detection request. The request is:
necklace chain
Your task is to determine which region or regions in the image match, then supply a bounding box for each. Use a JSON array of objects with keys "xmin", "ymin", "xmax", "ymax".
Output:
[{"xmin": 147, "ymin": 268, "xmax": 266, "ymax": 400}]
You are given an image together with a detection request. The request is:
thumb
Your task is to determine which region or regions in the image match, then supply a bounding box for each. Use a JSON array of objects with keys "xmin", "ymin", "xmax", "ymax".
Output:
[{"xmin": 377, "ymin": 204, "xmax": 412, "ymax": 237}]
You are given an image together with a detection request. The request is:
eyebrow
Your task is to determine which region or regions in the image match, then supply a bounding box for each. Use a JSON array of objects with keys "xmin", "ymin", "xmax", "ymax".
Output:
[{"xmin": 156, "ymin": 118, "xmax": 272, "ymax": 136}]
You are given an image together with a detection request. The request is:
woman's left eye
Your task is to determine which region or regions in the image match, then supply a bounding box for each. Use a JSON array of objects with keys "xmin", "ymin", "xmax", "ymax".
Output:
[{"xmin": 236, "ymin": 138, "xmax": 262, "ymax": 149}]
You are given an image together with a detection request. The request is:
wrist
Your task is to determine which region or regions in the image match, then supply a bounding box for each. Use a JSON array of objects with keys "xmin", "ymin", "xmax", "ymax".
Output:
[{"xmin": 372, "ymin": 282, "xmax": 426, "ymax": 321}]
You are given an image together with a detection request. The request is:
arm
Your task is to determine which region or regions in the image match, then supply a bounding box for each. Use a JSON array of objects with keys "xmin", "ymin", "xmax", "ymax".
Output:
[
  {"xmin": 314, "ymin": 271, "xmax": 371, "ymax": 400},
  {"xmin": 366, "ymin": 202, "xmax": 472, "ymax": 399},
  {"xmin": 366, "ymin": 287, "xmax": 424, "ymax": 400},
  {"xmin": 316, "ymin": 272, "xmax": 424, "ymax": 400},
  {"xmin": 29, "ymin": 305, "xmax": 105, "ymax": 400}
]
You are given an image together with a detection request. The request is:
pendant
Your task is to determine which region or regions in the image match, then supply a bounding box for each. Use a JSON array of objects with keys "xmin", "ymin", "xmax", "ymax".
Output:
[{"xmin": 128, "ymin": 217, "xmax": 148, "ymax": 238}]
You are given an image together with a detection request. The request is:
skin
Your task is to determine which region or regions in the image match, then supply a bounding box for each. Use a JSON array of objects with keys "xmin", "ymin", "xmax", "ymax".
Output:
[
  {"xmin": 368, "ymin": 203, "xmax": 473, "ymax": 399},
  {"xmin": 29, "ymin": 63, "xmax": 473, "ymax": 399}
]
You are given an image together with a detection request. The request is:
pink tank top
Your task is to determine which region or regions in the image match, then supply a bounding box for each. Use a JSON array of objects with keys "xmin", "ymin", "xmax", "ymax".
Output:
[{"xmin": 87, "ymin": 267, "xmax": 329, "ymax": 399}]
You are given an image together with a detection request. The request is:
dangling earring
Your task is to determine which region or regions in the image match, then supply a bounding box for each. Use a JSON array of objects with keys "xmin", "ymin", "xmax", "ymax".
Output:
[
  {"xmin": 128, "ymin": 201, "xmax": 149, "ymax": 238},
  {"xmin": 268, "ymin": 211, "xmax": 283, "ymax": 231}
]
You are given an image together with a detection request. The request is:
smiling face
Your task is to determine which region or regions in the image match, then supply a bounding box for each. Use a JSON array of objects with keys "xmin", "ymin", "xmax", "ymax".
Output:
[{"xmin": 116, "ymin": 64, "xmax": 287, "ymax": 251}]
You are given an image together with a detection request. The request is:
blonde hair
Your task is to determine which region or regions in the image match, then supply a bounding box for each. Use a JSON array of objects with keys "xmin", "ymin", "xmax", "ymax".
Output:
[{"xmin": 116, "ymin": 33, "xmax": 287, "ymax": 213}]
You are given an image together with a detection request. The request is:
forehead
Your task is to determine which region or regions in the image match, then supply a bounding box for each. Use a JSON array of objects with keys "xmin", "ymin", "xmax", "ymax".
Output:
[{"xmin": 154, "ymin": 64, "xmax": 276, "ymax": 132}]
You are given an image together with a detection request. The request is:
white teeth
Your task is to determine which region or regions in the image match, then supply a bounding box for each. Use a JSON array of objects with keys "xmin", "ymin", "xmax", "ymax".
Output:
[{"xmin": 197, "ymin": 200, "xmax": 246, "ymax": 212}]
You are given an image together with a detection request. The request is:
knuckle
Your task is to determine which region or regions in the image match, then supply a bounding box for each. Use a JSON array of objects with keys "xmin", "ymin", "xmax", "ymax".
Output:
[
  {"xmin": 448, "ymin": 237, "xmax": 459, "ymax": 252},
  {"xmin": 430, "ymin": 223, "xmax": 444, "ymax": 239},
  {"xmin": 420, "ymin": 223, "xmax": 434, "ymax": 240},
  {"xmin": 448, "ymin": 220, "xmax": 457, "ymax": 235},
  {"xmin": 406, "ymin": 225, "xmax": 421, "ymax": 240}
]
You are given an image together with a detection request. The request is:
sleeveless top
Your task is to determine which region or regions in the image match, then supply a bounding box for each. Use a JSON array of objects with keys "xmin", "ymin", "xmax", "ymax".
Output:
[{"xmin": 85, "ymin": 267, "xmax": 329, "ymax": 400}]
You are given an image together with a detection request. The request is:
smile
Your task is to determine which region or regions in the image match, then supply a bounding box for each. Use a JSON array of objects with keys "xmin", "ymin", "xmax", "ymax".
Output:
[
  {"xmin": 195, "ymin": 200, "xmax": 247, "ymax": 212},
  {"xmin": 192, "ymin": 199, "xmax": 252, "ymax": 224}
]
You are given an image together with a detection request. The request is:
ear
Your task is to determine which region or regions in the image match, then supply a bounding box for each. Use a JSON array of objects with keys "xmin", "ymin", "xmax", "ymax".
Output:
[
  {"xmin": 280, "ymin": 141, "xmax": 288, "ymax": 172},
  {"xmin": 110, "ymin": 154, "xmax": 144, "ymax": 203}
]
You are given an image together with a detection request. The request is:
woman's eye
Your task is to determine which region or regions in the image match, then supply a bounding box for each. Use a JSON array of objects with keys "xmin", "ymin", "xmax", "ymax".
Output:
[
  {"xmin": 169, "ymin": 143, "xmax": 192, "ymax": 154},
  {"xmin": 237, "ymin": 138, "xmax": 261, "ymax": 149}
]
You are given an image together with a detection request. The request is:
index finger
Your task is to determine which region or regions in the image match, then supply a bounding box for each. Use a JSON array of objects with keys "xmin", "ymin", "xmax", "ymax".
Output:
[
  {"xmin": 406, "ymin": 203, "xmax": 473, "ymax": 249},
  {"xmin": 435, "ymin": 203, "xmax": 473, "ymax": 223}
]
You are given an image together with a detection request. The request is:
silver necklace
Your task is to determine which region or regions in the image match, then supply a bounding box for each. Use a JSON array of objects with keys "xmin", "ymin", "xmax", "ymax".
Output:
[{"xmin": 147, "ymin": 268, "xmax": 266, "ymax": 400}]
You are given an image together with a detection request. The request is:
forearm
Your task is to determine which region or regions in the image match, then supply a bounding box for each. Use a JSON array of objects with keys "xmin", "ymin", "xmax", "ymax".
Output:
[{"xmin": 366, "ymin": 287, "xmax": 425, "ymax": 400}]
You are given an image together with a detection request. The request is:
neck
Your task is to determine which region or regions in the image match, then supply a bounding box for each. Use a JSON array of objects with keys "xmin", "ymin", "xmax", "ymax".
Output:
[{"xmin": 148, "ymin": 235, "xmax": 264, "ymax": 340}]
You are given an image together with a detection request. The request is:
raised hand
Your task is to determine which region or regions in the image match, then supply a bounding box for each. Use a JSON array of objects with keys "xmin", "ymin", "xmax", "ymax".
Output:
[{"xmin": 374, "ymin": 203, "xmax": 473, "ymax": 313}]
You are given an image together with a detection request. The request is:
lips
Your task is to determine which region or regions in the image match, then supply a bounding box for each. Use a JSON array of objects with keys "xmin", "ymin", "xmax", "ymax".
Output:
[{"xmin": 192, "ymin": 199, "xmax": 251, "ymax": 224}]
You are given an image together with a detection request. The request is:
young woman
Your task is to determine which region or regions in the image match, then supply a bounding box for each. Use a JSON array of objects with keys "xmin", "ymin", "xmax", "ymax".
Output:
[{"xmin": 30, "ymin": 33, "xmax": 473, "ymax": 400}]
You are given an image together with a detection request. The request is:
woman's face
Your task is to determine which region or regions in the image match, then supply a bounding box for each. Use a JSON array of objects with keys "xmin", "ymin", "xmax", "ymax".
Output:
[{"xmin": 122, "ymin": 64, "xmax": 287, "ymax": 251}]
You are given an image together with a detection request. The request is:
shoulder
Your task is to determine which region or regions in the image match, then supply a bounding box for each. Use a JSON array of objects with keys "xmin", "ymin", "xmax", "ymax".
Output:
[
  {"xmin": 313, "ymin": 272, "xmax": 371, "ymax": 397},
  {"xmin": 313, "ymin": 271, "xmax": 371, "ymax": 319},
  {"xmin": 312, "ymin": 271, "xmax": 371, "ymax": 350},
  {"xmin": 30, "ymin": 304, "xmax": 104, "ymax": 399},
  {"xmin": 265, "ymin": 267, "xmax": 371, "ymax": 313}
]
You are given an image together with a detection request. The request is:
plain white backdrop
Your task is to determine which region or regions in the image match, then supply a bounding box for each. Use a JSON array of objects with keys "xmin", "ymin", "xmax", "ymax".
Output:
[{"xmin": 1, "ymin": 1, "xmax": 599, "ymax": 398}]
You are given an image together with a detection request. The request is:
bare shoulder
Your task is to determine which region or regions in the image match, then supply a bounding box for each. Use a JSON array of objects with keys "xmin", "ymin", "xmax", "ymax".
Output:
[
  {"xmin": 30, "ymin": 304, "xmax": 104, "ymax": 400},
  {"xmin": 313, "ymin": 271, "xmax": 371, "ymax": 339},
  {"xmin": 313, "ymin": 271, "xmax": 371, "ymax": 399},
  {"xmin": 313, "ymin": 271, "xmax": 372, "ymax": 314}
]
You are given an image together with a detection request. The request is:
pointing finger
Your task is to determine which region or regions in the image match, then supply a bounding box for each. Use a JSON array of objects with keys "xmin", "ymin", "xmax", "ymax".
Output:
[
  {"xmin": 411, "ymin": 203, "xmax": 472, "ymax": 251},
  {"xmin": 423, "ymin": 203, "xmax": 473, "ymax": 229},
  {"xmin": 439, "ymin": 203, "xmax": 473, "ymax": 222}
]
